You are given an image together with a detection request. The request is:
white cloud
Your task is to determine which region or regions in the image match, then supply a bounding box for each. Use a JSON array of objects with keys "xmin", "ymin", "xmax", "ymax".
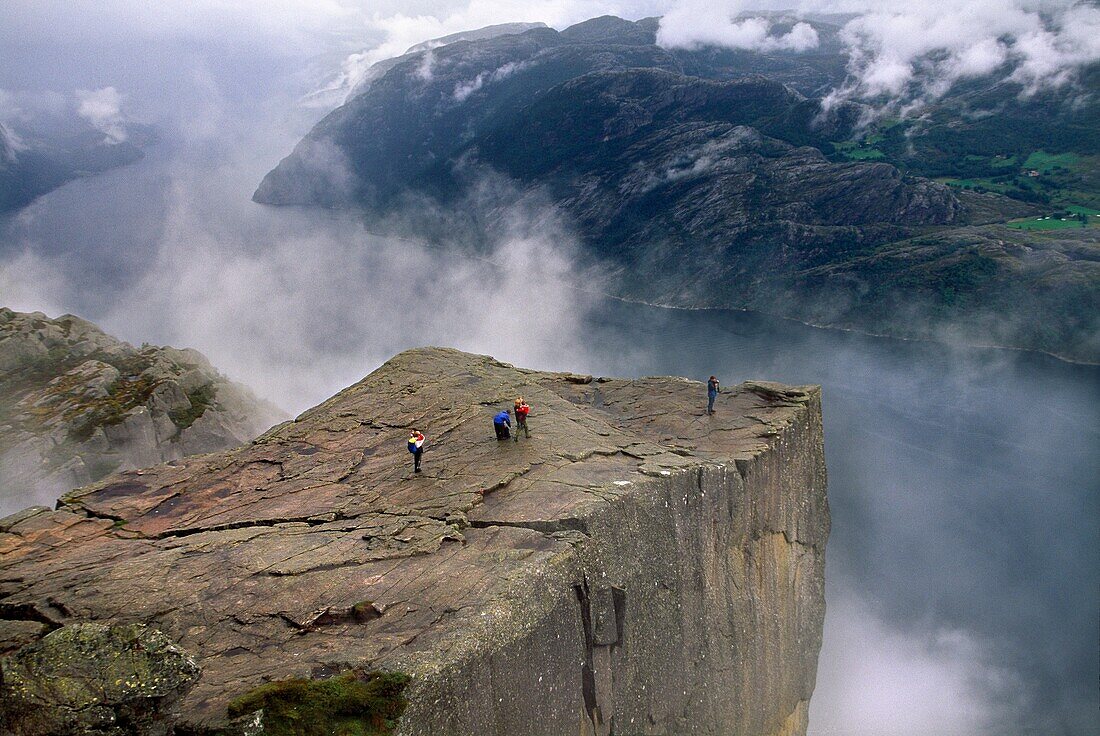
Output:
[
  {"xmin": 0, "ymin": 139, "xmax": 599, "ymax": 414},
  {"xmin": 416, "ymin": 49, "xmax": 437, "ymax": 81},
  {"xmin": 657, "ymin": 2, "xmax": 819, "ymax": 52},
  {"xmin": 809, "ymin": 587, "xmax": 1022, "ymax": 736},
  {"xmin": 453, "ymin": 60, "xmax": 526, "ymax": 102},
  {"xmin": 1009, "ymin": 4, "xmax": 1100, "ymax": 92},
  {"xmin": 75, "ymin": 86, "xmax": 128, "ymax": 143},
  {"xmin": 0, "ymin": 122, "xmax": 25, "ymax": 157},
  {"xmin": 0, "ymin": 250, "xmax": 71, "ymax": 316},
  {"xmin": 820, "ymin": 0, "xmax": 1100, "ymax": 114}
]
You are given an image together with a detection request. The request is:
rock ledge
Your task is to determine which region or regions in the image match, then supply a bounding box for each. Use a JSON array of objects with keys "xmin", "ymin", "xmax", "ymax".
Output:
[{"xmin": 0, "ymin": 347, "xmax": 828, "ymax": 735}]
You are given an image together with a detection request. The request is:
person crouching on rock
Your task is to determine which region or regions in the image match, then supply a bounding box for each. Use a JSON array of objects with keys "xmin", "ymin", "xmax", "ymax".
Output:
[
  {"xmin": 407, "ymin": 430, "xmax": 425, "ymax": 473},
  {"xmin": 707, "ymin": 375, "xmax": 720, "ymax": 415},
  {"xmin": 493, "ymin": 409, "xmax": 511, "ymax": 440},
  {"xmin": 513, "ymin": 397, "xmax": 531, "ymax": 442}
]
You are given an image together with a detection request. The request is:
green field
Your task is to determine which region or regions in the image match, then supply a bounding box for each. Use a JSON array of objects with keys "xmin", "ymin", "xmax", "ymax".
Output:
[
  {"xmin": 1065, "ymin": 205, "xmax": 1100, "ymax": 216},
  {"xmin": 1007, "ymin": 214, "xmax": 1095, "ymax": 231},
  {"xmin": 1023, "ymin": 150, "xmax": 1081, "ymax": 173},
  {"xmin": 832, "ymin": 138, "xmax": 885, "ymax": 160},
  {"xmin": 831, "ymin": 127, "xmax": 1100, "ymax": 211},
  {"xmin": 937, "ymin": 177, "xmax": 1017, "ymax": 195}
]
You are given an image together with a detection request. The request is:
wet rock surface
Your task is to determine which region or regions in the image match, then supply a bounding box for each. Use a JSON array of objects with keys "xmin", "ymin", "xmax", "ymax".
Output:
[
  {"xmin": 0, "ymin": 308, "xmax": 286, "ymax": 511},
  {"xmin": 0, "ymin": 347, "xmax": 828, "ymax": 735}
]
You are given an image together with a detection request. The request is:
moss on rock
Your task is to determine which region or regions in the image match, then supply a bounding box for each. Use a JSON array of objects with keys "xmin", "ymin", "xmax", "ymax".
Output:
[
  {"xmin": 169, "ymin": 382, "xmax": 218, "ymax": 431},
  {"xmin": 0, "ymin": 622, "xmax": 200, "ymax": 736},
  {"xmin": 226, "ymin": 671, "xmax": 410, "ymax": 736}
]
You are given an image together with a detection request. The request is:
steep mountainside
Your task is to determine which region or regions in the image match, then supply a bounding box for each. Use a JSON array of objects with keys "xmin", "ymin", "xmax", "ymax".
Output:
[
  {"xmin": 775, "ymin": 226, "xmax": 1100, "ymax": 360},
  {"xmin": 254, "ymin": 16, "xmax": 1099, "ymax": 361},
  {"xmin": 0, "ymin": 347, "xmax": 828, "ymax": 736},
  {"xmin": 0, "ymin": 120, "xmax": 152, "ymax": 215},
  {"xmin": 0, "ymin": 309, "xmax": 284, "ymax": 510}
]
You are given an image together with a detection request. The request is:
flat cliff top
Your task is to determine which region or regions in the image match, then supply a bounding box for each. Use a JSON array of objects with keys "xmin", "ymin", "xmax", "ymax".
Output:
[{"xmin": 0, "ymin": 347, "xmax": 820, "ymax": 726}]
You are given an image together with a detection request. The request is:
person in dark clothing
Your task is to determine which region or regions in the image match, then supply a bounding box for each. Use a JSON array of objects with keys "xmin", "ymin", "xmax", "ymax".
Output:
[
  {"xmin": 513, "ymin": 397, "xmax": 530, "ymax": 442},
  {"xmin": 407, "ymin": 430, "xmax": 425, "ymax": 473},
  {"xmin": 493, "ymin": 409, "xmax": 511, "ymax": 440},
  {"xmin": 707, "ymin": 376, "xmax": 720, "ymax": 415}
]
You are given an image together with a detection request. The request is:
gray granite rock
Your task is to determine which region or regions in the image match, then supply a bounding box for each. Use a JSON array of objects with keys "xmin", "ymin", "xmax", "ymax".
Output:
[{"xmin": 0, "ymin": 308, "xmax": 286, "ymax": 512}]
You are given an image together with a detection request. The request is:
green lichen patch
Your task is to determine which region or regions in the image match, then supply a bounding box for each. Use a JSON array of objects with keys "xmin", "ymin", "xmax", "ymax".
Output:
[
  {"xmin": 0, "ymin": 622, "xmax": 200, "ymax": 736},
  {"xmin": 170, "ymin": 382, "xmax": 218, "ymax": 431},
  {"xmin": 227, "ymin": 671, "xmax": 410, "ymax": 736},
  {"xmin": 67, "ymin": 373, "xmax": 162, "ymax": 443}
]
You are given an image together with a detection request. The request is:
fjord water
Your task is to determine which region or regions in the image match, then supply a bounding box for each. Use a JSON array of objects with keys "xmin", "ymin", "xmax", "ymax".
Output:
[{"xmin": 575, "ymin": 300, "xmax": 1099, "ymax": 736}]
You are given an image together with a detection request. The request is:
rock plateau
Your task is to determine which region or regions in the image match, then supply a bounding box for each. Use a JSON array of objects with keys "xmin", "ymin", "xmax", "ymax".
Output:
[{"xmin": 0, "ymin": 347, "xmax": 828, "ymax": 735}]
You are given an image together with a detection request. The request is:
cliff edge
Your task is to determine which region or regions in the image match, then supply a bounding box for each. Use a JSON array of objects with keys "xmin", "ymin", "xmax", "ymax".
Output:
[{"xmin": 0, "ymin": 347, "xmax": 828, "ymax": 735}]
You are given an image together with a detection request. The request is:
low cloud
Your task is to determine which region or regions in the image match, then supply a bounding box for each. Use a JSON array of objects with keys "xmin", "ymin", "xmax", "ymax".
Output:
[
  {"xmin": 657, "ymin": 2, "xmax": 818, "ymax": 52},
  {"xmin": 821, "ymin": 0, "xmax": 1100, "ymax": 115},
  {"xmin": 76, "ymin": 86, "xmax": 128, "ymax": 143},
  {"xmin": 654, "ymin": 0, "xmax": 1100, "ymax": 119},
  {"xmin": 416, "ymin": 49, "xmax": 437, "ymax": 82},
  {"xmin": 0, "ymin": 122, "xmax": 25, "ymax": 157},
  {"xmin": 1, "ymin": 142, "xmax": 598, "ymax": 414},
  {"xmin": 0, "ymin": 249, "xmax": 70, "ymax": 316},
  {"xmin": 809, "ymin": 586, "xmax": 1020, "ymax": 736},
  {"xmin": 453, "ymin": 60, "xmax": 526, "ymax": 102}
]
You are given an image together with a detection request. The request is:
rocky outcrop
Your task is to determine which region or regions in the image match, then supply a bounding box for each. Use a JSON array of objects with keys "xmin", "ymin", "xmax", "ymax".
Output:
[
  {"xmin": 0, "ymin": 309, "xmax": 285, "ymax": 513},
  {"xmin": 0, "ymin": 347, "xmax": 828, "ymax": 735},
  {"xmin": 1, "ymin": 622, "xmax": 200, "ymax": 736}
]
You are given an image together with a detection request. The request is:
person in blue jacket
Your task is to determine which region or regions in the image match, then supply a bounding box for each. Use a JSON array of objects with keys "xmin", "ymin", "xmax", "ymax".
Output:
[
  {"xmin": 707, "ymin": 375, "xmax": 720, "ymax": 415},
  {"xmin": 493, "ymin": 409, "xmax": 511, "ymax": 440}
]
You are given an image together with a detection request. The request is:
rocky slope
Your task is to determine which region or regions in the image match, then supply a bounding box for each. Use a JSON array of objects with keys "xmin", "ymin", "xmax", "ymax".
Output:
[
  {"xmin": 0, "ymin": 119, "xmax": 152, "ymax": 215},
  {"xmin": 0, "ymin": 347, "xmax": 829, "ymax": 735},
  {"xmin": 775, "ymin": 225, "xmax": 1100, "ymax": 362},
  {"xmin": 0, "ymin": 309, "xmax": 284, "ymax": 511},
  {"xmin": 253, "ymin": 15, "xmax": 1100, "ymax": 362}
]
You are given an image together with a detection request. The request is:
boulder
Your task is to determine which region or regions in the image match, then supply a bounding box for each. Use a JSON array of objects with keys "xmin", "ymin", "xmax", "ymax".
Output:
[{"xmin": 0, "ymin": 623, "xmax": 200, "ymax": 736}]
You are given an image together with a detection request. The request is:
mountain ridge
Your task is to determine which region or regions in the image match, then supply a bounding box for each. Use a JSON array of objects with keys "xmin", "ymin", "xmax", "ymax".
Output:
[{"xmin": 253, "ymin": 15, "xmax": 1099, "ymax": 362}]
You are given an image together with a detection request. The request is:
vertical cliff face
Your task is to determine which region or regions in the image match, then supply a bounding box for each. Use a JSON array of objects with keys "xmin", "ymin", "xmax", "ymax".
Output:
[
  {"xmin": 0, "ymin": 348, "xmax": 827, "ymax": 735},
  {"xmin": 401, "ymin": 376, "xmax": 827, "ymax": 736}
]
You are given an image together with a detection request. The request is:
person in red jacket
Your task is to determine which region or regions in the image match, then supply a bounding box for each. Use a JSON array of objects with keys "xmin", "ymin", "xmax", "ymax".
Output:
[
  {"xmin": 513, "ymin": 397, "xmax": 531, "ymax": 441},
  {"xmin": 407, "ymin": 430, "xmax": 425, "ymax": 473}
]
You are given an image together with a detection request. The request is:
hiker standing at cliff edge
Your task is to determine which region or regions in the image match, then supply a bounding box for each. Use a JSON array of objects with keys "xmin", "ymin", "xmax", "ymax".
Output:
[
  {"xmin": 707, "ymin": 375, "xmax": 720, "ymax": 415},
  {"xmin": 407, "ymin": 430, "xmax": 425, "ymax": 473},
  {"xmin": 493, "ymin": 409, "xmax": 511, "ymax": 440},
  {"xmin": 513, "ymin": 397, "xmax": 531, "ymax": 442}
]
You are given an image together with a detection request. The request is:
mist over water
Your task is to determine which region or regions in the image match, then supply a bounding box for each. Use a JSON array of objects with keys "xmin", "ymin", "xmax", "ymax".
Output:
[
  {"xmin": 580, "ymin": 303, "xmax": 1100, "ymax": 736},
  {"xmin": 2, "ymin": 5, "xmax": 1098, "ymax": 735}
]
